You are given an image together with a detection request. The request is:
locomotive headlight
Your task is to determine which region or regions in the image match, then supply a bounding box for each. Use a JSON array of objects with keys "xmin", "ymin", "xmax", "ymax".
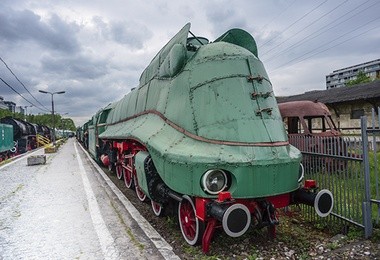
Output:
[
  {"xmin": 202, "ymin": 169, "xmax": 228, "ymax": 194},
  {"xmin": 298, "ymin": 163, "xmax": 305, "ymax": 183}
]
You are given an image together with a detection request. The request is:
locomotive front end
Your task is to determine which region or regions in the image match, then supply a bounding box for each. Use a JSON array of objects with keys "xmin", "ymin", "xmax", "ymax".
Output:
[
  {"xmin": 96, "ymin": 23, "xmax": 333, "ymax": 254},
  {"xmin": 170, "ymin": 28, "xmax": 333, "ymax": 252}
]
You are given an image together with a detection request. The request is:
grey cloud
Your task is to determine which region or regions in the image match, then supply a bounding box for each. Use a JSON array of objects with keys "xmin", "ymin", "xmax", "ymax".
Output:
[
  {"xmin": 41, "ymin": 54, "xmax": 109, "ymax": 80},
  {"xmin": 204, "ymin": 3, "xmax": 249, "ymax": 37},
  {"xmin": 1, "ymin": 0, "xmax": 379, "ymax": 126},
  {"xmin": 93, "ymin": 17, "xmax": 153, "ymax": 49},
  {"xmin": 0, "ymin": 7, "xmax": 80, "ymax": 53}
]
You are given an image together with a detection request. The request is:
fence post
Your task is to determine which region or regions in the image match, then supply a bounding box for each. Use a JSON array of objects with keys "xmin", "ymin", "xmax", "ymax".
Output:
[{"xmin": 361, "ymin": 116, "xmax": 373, "ymax": 238}]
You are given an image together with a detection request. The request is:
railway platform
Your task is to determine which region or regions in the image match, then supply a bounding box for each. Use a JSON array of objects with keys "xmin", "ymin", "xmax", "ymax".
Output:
[{"xmin": 0, "ymin": 138, "xmax": 179, "ymax": 260}]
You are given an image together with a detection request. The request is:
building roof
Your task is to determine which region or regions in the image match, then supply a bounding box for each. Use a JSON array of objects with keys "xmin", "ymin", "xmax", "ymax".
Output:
[
  {"xmin": 330, "ymin": 58, "xmax": 380, "ymax": 74},
  {"xmin": 276, "ymin": 80, "xmax": 380, "ymax": 105}
]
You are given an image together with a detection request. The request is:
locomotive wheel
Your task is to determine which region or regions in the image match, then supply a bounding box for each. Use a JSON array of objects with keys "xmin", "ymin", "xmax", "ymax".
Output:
[
  {"xmin": 134, "ymin": 176, "xmax": 147, "ymax": 202},
  {"xmin": 116, "ymin": 165, "xmax": 123, "ymax": 180},
  {"xmin": 151, "ymin": 200, "xmax": 164, "ymax": 217},
  {"xmin": 178, "ymin": 195, "xmax": 204, "ymax": 245},
  {"xmin": 123, "ymin": 167, "xmax": 133, "ymax": 188}
]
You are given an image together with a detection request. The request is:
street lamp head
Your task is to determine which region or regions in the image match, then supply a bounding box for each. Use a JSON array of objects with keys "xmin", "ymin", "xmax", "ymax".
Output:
[
  {"xmin": 55, "ymin": 91, "xmax": 66, "ymax": 95},
  {"xmin": 39, "ymin": 90, "xmax": 49, "ymax": 94}
]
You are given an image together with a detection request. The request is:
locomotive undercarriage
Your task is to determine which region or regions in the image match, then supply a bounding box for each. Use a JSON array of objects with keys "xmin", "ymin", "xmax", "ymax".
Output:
[{"xmin": 99, "ymin": 138, "xmax": 333, "ymax": 253}]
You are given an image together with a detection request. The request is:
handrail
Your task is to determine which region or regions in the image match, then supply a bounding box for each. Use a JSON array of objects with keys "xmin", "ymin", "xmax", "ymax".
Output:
[{"xmin": 36, "ymin": 134, "xmax": 51, "ymax": 147}]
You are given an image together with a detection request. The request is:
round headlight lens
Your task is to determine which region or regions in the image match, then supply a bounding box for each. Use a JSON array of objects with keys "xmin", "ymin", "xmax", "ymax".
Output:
[
  {"xmin": 298, "ymin": 163, "xmax": 305, "ymax": 183},
  {"xmin": 202, "ymin": 169, "xmax": 227, "ymax": 195}
]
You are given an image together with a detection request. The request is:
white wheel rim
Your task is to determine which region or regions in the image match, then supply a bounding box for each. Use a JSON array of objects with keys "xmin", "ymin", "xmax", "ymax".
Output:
[
  {"xmin": 116, "ymin": 165, "xmax": 123, "ymax": 179},
  {"xmin": 123, "ymin": 167, "xmax": 133, "ymax": 188},
  {"xmin": 135, "ymin": 176, "xmax": 146, "ymax": 202},
  {"xmin": 151, "ymin": 201, "xmax": 162, "ymax": 216}
]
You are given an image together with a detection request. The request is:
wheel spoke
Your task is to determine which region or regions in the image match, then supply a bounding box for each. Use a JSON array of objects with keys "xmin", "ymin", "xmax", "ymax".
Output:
[{"xmin": 123, "ymin": 167, "xmax": 133, "ymax": 188}]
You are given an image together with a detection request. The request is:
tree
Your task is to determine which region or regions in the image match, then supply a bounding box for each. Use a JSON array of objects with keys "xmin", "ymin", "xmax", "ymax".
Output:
[
  {"xmin": 0, "ymin": 109, "xmax": 13, "ymax": 118},
  {"xmin": 346, "ymin": 71, "xmax": 371, "ymax": 86},
  {"xmin": 0, "ymin": 109, "xmax": 24, "ymax": 120},
  {"xmin": 1, "ymin": 110, "xmax": 76, "ymax": 131}
]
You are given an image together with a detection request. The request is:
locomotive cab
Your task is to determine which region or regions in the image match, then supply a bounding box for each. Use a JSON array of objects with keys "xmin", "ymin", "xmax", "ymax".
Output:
[{"xmin": 186, "ymin": 36, "xmax": 209, "ymax": 52}]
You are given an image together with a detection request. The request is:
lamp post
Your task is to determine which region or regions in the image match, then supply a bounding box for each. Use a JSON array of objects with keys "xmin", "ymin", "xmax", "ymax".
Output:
[
  {"xmin": 60, "ymin": 113, "xmax": 69, "ymax": 138},
  {"xmin": 39, "ymin": 90, "xmax": 65, "ymax": 145},
  {"xmin": 23, "ymin": 105, "xmax": 33, "ymax": 121}
]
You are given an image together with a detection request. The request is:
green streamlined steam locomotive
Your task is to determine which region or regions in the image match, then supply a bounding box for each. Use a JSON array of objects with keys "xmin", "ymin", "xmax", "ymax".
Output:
[{"xmin": 79, "ymin": 23, "xmax": 333, "ymax": 252}]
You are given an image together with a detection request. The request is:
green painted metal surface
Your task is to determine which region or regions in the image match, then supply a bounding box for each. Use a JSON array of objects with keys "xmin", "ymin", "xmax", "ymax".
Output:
[
  {"xmin": 135, "ymin": 150, "xmax": 151, "ymax": 198},
  {"xmin": 0, "ymin": 123, "xmax": 14, "ymax": 153},
  {"xmin": 100, "ymin": 23, "xmax": 302, "ymax": 198},
  {"xmin": 86, "ymin": 104, "xmax": 114, "ymax": 159},
  {"xmin": 214, "ymin": 28, "xmax": 258, "ymax": 57},
  {"xmin": 88, "ymin": 114, "xmax": 97, "ymax": 158}
]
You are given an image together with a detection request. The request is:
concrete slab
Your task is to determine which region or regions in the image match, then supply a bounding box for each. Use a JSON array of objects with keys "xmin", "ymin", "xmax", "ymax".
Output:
[{"xmin": 27, "ymin": 155, "xmax": 46, "ymax": 166}]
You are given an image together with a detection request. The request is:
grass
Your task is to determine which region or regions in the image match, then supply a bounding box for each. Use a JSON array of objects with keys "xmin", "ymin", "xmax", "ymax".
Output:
[
  {"xmin": 301, "ymin": 150, "xmax": 380, "ymax": 231},
  {"xmin": 109, "ymin": 200, "xmax": 145, "ymax": 251},
  {"xmin": 0, "ymin": 157, "xmax": 12, "ymax": 166}
]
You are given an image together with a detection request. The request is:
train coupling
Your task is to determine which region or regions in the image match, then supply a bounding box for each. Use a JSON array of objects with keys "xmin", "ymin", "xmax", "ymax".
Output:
[
  {"xmin": 206, "ymin": 192, "xmax": 251, "ymax": 237},
  {"xmin": 292, "ymin": 180, "xmax": 334, "ymax": 217}
]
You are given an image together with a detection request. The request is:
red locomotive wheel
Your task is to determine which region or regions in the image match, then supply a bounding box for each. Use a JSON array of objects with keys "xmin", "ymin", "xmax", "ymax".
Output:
[
  {"xmin": 151, "ymin": 200, "xmax": 163, "ymax": 217},
  {"xmin": 123, "ymin": 167, "xmax": 133, "ymax": 188},
  {"xmin": 134, "ymin": 176, "xmax": 147, "ymax": 202},
  {"xmin": 178, "ymin": 195, "xmax": 203, "ymax": 245},
  {"xmin": 116, "ymin": 165, "xmax": 123, "ymax": 180}
]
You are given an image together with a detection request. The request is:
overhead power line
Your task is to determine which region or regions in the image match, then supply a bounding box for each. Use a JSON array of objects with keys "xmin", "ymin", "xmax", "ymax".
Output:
[
  {"xmin": 270, "ymin": 17, "xmax": 380, "ymax": 72},
  {"xmin": 261, "ymin": 0, "xmax": 349, "ymax": 57},
  {"xmin": 0, "ymin": 77, "xmax": 49, "ymax": 112},
  {"xmin": 0, "ymin": 56, "xmax": 50, "ymax": 111},
  {"xmin": 263, "ymin": 0, "xmax": 379, "ymax": 64},
  {"xmin": 259, "ymin": 0, "xmax": 328, "ymax": 48},
  {"xmin": 0, "ymin": 77, "xmax": 34, "ymax": 106}
]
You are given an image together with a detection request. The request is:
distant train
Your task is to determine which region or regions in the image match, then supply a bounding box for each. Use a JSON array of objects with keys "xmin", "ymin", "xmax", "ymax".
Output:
[
  {"xmin": 0, "ymin": 123, "xmax": 14, "ymax": 162},
  {"xmin": 78, "ymin": 23, "xmax": 333, "ymax": 252},
  {"xmin": 0, "ymin": 116, "xmax": 52, "ymax": 161}
]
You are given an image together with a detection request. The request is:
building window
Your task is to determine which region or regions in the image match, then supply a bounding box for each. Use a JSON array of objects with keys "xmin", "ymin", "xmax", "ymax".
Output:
[{"xmin": 351, "ymin": 109, "xmax": 364, "ymax": 119}]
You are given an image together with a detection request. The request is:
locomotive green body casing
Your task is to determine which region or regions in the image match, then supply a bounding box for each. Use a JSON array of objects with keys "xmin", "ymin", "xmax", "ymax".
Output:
[
  {"xmin": 0, "ymin": 123, "xmax": 14, "ymax": 153},
  {"xmin": 88, "ymin": 116, "xmax": 97, "ymax": 158},
  {"xmin": 87, "ymin": 103, "xmax": 115, "ymax": 160},
  {"xmin": 100, "ymin": 23, "xmax": 302, "ymax": 198}
]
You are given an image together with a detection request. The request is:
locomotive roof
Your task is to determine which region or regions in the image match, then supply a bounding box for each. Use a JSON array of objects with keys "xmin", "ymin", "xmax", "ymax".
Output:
[{"xmin": 138, "ymin": 23, "xmax": 259, "ymax": 88}]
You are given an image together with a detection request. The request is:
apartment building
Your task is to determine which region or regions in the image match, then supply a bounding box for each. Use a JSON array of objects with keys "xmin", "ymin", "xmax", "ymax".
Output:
[{"xmin": 326, "ymin": 59, "xmax": 380, "ymax": 89}]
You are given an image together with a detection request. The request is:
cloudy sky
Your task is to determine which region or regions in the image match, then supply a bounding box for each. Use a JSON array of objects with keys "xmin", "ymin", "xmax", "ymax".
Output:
[{"xmin": 1, "ymin": 0, "xmax": 379, "ymax": 126}]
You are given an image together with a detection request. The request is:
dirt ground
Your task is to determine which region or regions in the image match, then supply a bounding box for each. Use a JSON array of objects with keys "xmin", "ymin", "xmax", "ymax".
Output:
[{"xmin": 105, "ymin": 169, "xmax": 380, "ymax": 259}]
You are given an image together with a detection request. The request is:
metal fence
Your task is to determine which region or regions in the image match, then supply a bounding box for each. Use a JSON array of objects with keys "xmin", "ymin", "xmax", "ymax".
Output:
[
  {"xmin": 361, "ymin": 109, "xmax": 380, "ymax": 237},
  {"xmin": 288, "ymin": 109, "xmax": 380, "ymax": 237}
]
